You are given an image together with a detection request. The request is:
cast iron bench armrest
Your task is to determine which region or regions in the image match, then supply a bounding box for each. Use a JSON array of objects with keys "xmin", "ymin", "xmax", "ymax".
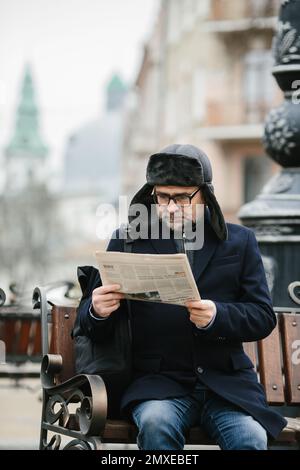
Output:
[{"xmin": 41, "ymin": 353, "xmax": 108, "ymax": 437}]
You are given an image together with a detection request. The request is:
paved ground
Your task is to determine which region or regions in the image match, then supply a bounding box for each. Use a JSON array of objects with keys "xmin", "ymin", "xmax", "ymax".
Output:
[
  {"xmin": 0, "ymin": 378, "xmax": 218, "ymax": 450},
  {"xmin": 0, "ymin": 378, "xmax": 41, "ymax": 449}
]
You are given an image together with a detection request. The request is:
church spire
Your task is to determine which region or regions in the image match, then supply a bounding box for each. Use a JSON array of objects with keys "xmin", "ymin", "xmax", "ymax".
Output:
[
  {"xmin": 5, "ymin": 63, "xmax": 48, "ymax": 159},
  {"xmin": 106, "ymin": 73, "xmax": 127, "ymax": 111}
]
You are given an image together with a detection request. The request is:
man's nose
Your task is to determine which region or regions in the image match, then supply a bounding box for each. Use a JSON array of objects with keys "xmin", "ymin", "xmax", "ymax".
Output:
[{"xmin": 167, "ymin": 199, "xmax": 180, "ymax": 213}]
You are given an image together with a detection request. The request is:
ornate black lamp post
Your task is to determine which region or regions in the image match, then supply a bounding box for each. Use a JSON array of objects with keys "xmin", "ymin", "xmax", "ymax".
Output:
[{"xmin": 239, "ymin": 0, "xmax": 300, "ymax": 309}]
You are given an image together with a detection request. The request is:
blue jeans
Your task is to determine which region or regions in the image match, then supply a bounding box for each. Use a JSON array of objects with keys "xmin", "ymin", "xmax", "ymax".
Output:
[{"xmin": 131, "ymin": 382, "xmax": 268, "ymax": 450}]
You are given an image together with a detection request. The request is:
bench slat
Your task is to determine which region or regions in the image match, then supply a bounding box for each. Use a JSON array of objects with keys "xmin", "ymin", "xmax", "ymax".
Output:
[
  {"xmin": 101, "ymin": 420, "xmax": 214, "ymax": 445},
  {"xmin": 32, "ymin": 320, "xmax": 42, "ymax": 356},
  {"xmin": 2, "ymin": 320, "xmax": 18, "ymax": 354},
  {"xmin": 100, "ymin": 420, "xmax": 297, "ymax": 446},
  {"xmin": 243, "ymin": 342, "xmax": 257, "ymax": 371},
  {"xmin": 0, "ymin": 314, "xmax": 42, "ymax": 373},
  {"xmin": 17, "ymin": 320, "xmax": 32, "ymax": 356},
  {"xmin": 257, "ymin": 326, "xmax": 285, "ymax": 404},
  {"xmin": 281, "ymin": 314, "xmax": 300, "ymax": 405},
  {"xmin": 52, "ymin": 306, "xmax": 77, "ymax": 383}
]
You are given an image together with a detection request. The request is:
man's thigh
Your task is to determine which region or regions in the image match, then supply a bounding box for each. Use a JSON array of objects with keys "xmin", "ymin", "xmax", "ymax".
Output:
[
  {"xmin": 131, "ymin": 394, "xmax": 203, "ymax": 434},
  {"xmin": 200, "ymin": 393, "xmax": 268, "ymax": 450}
]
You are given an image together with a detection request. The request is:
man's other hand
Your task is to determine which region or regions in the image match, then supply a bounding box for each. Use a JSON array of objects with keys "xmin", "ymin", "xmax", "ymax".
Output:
[
  {"xmin": 185, "ymin": 299, "xmax": 216, "ymax": 328},
  {"xmin": 92, "ymin": 284, "xmax": 125, "ymax": 318}
]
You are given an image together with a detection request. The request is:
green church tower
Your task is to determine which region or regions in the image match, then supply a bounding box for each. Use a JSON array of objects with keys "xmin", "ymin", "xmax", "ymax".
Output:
[
  {"xmin": 106, "ymin": 74, "xmax": 127, "ymax": 111},
  {"xmin": 5, "ymin": 64, "xmax": 49, "ymax": 191}
]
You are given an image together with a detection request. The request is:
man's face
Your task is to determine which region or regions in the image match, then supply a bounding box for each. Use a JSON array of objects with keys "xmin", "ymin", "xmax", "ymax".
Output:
[{"xmin": 154, "ymin": 185, "xmax": 204, "ymax": 231}]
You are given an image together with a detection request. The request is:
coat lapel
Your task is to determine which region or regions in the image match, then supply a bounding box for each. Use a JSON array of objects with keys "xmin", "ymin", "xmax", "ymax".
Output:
[{"xmin": 192, "ymin": 222, "xmax": 219, "ymax": 282}]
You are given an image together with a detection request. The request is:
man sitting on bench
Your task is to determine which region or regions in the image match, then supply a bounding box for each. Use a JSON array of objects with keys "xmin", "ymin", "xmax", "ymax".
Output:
[{"xmin": 76, "ymin": 144, "xmax": 287, "ymax": 450}]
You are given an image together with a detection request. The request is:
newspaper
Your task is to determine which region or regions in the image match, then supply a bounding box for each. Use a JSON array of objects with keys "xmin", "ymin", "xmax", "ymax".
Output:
[{"xmin": 95, "ymin": 250, "xmax": 201, "ymax": 306}]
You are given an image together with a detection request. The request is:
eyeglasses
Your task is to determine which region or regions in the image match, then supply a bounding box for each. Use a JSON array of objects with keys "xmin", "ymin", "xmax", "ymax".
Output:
[{"xmin": 153, "ymin": 187, "xmax": 201, "ymax": 206}]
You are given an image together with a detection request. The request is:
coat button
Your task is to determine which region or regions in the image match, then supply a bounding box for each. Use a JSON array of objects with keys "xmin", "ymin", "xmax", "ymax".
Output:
[{"xmin": 197, "ymin": 366, "xmax": 204, "ymax": 374}]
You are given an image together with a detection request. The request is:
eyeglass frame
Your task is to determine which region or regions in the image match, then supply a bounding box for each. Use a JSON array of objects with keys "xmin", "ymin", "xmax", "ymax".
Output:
[{"xmin": 152, "ymin": 187, "xmax": 202, "ymax": 206}]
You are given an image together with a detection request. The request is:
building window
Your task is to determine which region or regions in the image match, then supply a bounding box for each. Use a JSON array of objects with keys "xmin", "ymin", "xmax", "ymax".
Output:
[
  {"xmin": 243, "ymin": 155, "xmax": 272, "ymax": 203},
  {"xmin": 164, "ymin": 90, "xmax": 177, "ymax": 137},
  {"xmin": 249, "ymin": 0, "xmax": 280, "ymax": 18},
  {"xmin": 195, "ymin": 0, "xmax": 210, "ymax": 19},
  {"xmin": 192, "ymin": 67, "xmax": 206, "ymax": 122},
  {"xmin": 243, "ymin": 49, "xmax": 275, "ymax": 123},
  {"xmin": 182, "ymin": 0, "xmax": 195, "ymax": 32},
  {"xmin": 166, "ymin": 0, "xmax": 181, "ymax": 44}
]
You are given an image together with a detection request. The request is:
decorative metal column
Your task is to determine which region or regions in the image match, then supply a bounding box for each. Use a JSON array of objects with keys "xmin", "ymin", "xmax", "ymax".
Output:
[{"xmin": 239, "ymin": 0, "xmax": 300, "ymax": 308}]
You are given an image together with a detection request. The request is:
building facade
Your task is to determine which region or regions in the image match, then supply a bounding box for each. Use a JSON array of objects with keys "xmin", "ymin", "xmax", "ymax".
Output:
[{"xmin": 122, "ymin": 0, "xmax": 282, "ymax": 222}]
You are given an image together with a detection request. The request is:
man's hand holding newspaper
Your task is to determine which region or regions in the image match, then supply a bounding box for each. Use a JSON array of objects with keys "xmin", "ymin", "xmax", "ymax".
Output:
[
  {"xmin": 95, "ymin": 251, "xmax": 201, "ymax": 307},
  {"xmin": 93, "ymin": 251, "xmax": 216, "ymax": 328},
  {"xmin": 92, "ymin": 283, "xmax": 125, "ymax": 318}
]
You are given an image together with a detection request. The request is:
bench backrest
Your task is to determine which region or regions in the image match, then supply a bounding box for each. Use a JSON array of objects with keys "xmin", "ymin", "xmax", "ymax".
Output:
[
  {"xmin": 49, "ymin": 306, "xmax": 300, "ymax": 405},
  {"xmin": 0, "ymin": 308, "xmax": 42, "ymax": 364},
  {"xmin": 243, "ymin": 312, "xmax": 300, "ymax": 405}
]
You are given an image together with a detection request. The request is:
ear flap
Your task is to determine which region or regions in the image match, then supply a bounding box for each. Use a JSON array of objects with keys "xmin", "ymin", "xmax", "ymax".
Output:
[
  {"xmin": 201, "ymin": 185, "xmax": 228, "ymax": 241},
  {"xmin": 130, "ymin": 183, "xmax": 153, "ymax": 207},
  {"xmin": 129, "ymin": 183, "xmax": 154, "ymax": 225}
]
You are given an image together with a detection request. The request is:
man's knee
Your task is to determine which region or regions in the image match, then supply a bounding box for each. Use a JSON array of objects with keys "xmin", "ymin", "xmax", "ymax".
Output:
[
  {"xmin": 134, "ymin": 400, "xmax": 172, "ymax": 432},
  {"xmin": 230, "ymin": 417, "xmax": 268, "ymax": 450},
  {"xmin": 132, "ymin": 399, "xmax": 186, "ymax": 450},
  {"xmin": 245, "ymin": 420, "xmax": 268, "ymax": 450}
]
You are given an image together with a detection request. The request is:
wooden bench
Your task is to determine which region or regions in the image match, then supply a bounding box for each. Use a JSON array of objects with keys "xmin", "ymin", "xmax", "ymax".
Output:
[
  {"xmin": 0, "ymin": 282, "xmax": 77, "ymax": 380},
  {"xmin": 0, "ymin": 304, "xmax": 42, "ymax": 379},
  {"xmin": 35, "ymin": 286, "xmax": 300, "ymax": 450}
]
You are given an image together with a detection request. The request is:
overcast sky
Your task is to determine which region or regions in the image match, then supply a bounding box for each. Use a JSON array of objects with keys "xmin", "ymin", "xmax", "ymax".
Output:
[{"xmin": 0, "ymin": 0, "xmax": 159, "ymax": 179}]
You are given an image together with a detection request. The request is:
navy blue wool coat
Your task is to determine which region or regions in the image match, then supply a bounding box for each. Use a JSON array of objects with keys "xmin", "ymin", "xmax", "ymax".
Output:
[{"xmin": 77, "ymin": 221, "xmax": 287, "ymax": 439}]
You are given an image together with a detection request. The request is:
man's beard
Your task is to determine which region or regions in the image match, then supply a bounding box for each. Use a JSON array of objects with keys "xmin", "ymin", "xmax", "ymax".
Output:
[
  {"xmin": 156, "ymin": 206, "xmax": 204, "ymax": 248},
  {"xmin": 159, "ymin": 209, "xmax": 193, "ymax": 233},
  {"xmin": 158, "ymin": 205, "xmax": 204, "ymax": 232}
]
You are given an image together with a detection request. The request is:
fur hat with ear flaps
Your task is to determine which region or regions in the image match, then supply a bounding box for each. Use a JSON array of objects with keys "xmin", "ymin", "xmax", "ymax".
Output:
[{"xmin": 129, "ymin": 144, "xmax": 228, "ymax": 241}]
